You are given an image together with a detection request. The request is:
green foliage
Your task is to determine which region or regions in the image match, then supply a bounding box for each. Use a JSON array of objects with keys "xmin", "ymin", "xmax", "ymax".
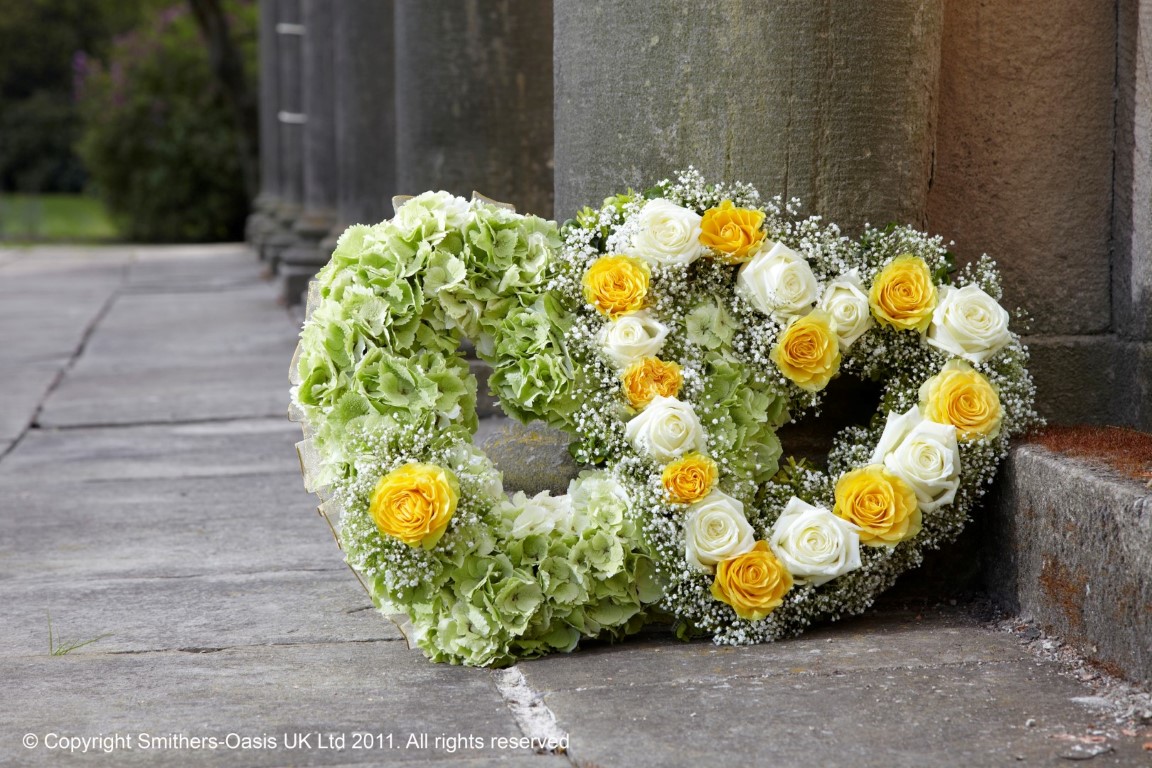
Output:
[{"xmin": 76, "ymin": 2, "xmax": 256, "ymax": 242}]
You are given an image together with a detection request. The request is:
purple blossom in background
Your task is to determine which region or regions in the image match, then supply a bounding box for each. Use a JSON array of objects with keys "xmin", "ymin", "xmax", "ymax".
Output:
[{"xmin": 71, "ymin": 51, "xmax": 90, "ymax": 104}]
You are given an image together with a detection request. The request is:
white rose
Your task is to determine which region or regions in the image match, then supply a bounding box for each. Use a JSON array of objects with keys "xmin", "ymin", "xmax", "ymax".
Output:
[
  {"xmin": 768, "ymin": 497, "xmax": 862, "ymax": 586},
  {"xmin": 624, "ymin": 395, "xmax": 706, "ymax": 462},
  {"xmin": 818, "ymin": 270, "xmax": 874, "ymax": 350},
  {"xmin": 926, "ymin": 284, "xmax": 1011, "ymax": 363},
  {"xmin": 871, "ymin": 407, "xmax": 961, "ymax": 512},
  {"xmin": 683, "ymin": 491, "xmax": 756, "ymax": 573},
  {"xmin": 505, "ymin": 490, "xmax": 573, "ymax": 539},
  {"xmin": 597, "ymin": 310, "xmax": 670, "ymax": 367},
  {"xmin": 736, "ymin": 241, "xmax": 820, "ymax": 322},
  {"xmin": 627, "ymin": 198, "xmax": 704, "ymax": 267}
]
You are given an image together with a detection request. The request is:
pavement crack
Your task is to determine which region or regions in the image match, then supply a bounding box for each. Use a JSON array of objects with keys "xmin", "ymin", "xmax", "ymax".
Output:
[
  {"xmin": 101, "ymin": 637, "xmax": 401, "ymax": 657},
  {"xmin": 345, "ymin": 605, "xmax": 375, "ymax": 614},
  {"xmin": 0, "ymin": 262, "xmax": 130, "ymax": 463},
  {"xmin": 492, "ymin": 667, "xmax": 572, "ymax": 761},
  {"xmin": 38, "ymin": 413, "xmax": 293, "ymax": 431}
]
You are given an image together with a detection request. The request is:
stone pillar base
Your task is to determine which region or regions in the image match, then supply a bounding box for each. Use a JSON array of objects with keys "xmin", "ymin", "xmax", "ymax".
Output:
[
  {"xmin": 261, "ymin": 201, "xmax": 302, "ymax": 270},
  {"xmin": 279, "ymin": 209, "xmax": 336, "ymax": 305},
  {"xmin": 244, "ymin": 194, "xmax": 281, "ymax": 259}
]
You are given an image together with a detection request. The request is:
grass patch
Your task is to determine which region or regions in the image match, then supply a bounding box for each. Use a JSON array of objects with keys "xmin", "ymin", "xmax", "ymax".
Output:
[
  {"xmin": 47, "ymin": 610, "xmax": 111, "ymax": 656},
  {"xmin": 0, "ymin": 193, "xmax": 120, "ymax": 243}
]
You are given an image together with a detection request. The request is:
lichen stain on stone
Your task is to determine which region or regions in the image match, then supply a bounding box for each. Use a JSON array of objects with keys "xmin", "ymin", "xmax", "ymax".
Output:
[{"xmin": 1039, "ymin": 557, "xmax": 1087, "ymax": 633}]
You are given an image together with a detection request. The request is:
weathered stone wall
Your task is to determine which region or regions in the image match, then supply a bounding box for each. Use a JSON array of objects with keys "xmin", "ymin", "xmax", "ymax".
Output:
[
  {"xmin": 395, "ymin": 0, "xmax": 554, "ymax": 218},
  {"xmin": 929, "ymin": 0, "xmax": 1150, "ymax": 429},
  {"xmin": 554, "ymin": 0, "xmax": 942, "ymax": 230},
  {"xmin": 1114, "ymin": 0, "xmax": 1152, "ymax": 430},
  {"xmin": 329, "ymin": 1, "xmax": 396, "ymax": 233}
]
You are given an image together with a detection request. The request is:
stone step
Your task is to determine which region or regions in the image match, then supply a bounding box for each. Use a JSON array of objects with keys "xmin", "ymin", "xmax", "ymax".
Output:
[{"xmin": 988, "ymin": 428, "xmax": 1152, "ymax": 685}]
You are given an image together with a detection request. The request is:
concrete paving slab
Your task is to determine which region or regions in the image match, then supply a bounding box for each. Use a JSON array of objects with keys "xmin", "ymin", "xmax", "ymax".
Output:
[
  {"xmin": 0, "ymin": 473, "xmax": 337, "ymax": 581},
  {"xmin": 2, "ymin": 643, "xmax": 529, "ymax": 767},
  {"xmin": 65, "ymin": 287, "xmax": 297, "ymax": 360},
  {"xmin": 317, "ymin": 762, "xmax": 569, "ymax": 768},
  {"xmin": 518, "ymin": 608, "xmax": 1030, "ymax": 691},
  {"xmin": 38, "ymin": 286, "xmax": 298, "ymax": 427},
  {"xmin": 0, "ymin": 294, "xmax": 110, "ymax": 364},
  {"xmin": 541, "ymin": 659, "xmax": 1145, "ymax": 767},
  {"xmin": 125, "ymin": 244, "xmax": 266, "ymax": 293},
  {"xmin": 38, "ymin": 361, "xmax": 295, "ymax": 427},
  {"xmin": 0, "ymin": 569, "xmax": 394, "ymax": 656},
  {"xmin": 0, "ymin": 418, "xmax": 300, "ymax": 483},
  {"xmin": 0, "ymin": 247, "xmax": 29, "ymax": 267},
  {"xmin": 0, "ymin": 248, "xmax": 131, "ymax": 294}
]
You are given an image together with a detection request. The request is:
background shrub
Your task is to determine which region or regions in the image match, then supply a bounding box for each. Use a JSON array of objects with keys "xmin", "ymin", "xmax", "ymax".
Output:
[{"xmin": 77, "ymin": 2, "xmax": 256, "ymax": 242}]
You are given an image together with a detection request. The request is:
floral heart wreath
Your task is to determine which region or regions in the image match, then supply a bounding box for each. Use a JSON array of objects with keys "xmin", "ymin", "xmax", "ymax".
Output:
[{"xmin": 289, "ymin": 168, "xmax": 1039, "ymax": 667}]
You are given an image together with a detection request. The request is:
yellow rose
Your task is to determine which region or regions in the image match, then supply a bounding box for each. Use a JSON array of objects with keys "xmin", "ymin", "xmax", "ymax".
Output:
[
  {"xmin": 369, "ymin": 463, "xmax": 460, "ymax": 549},
  {"xmin": 920, "ymin": 359, "xmax": 1003, "ymax": 440},
  {"xmin": 869, "ymin": 255, "xmax": 937, "ymax": 332},
  {"xmin": 700, "ymin": 200, "xmax": 767, "ymax": 264},
  {"xmin": 622, "ymin": 357, "xmax": 683, "ymax": 408},
  {"xmin": 710, "ymin": 541, "xmax": 793, "ymax": 621},
  {"xmin": 833, "ymin": 465, "xmax": 921, "ymax": 547},
  {"xmin": 770, "ymin": 310, "xmax": 841, "ymax": 392},
  {"xmin": 582, "ymin": 255, "xmax": 650, "ymax": 318},
  {"xmin": 661, "ymin": 453, "xmax": 718, "ymax": 504}
]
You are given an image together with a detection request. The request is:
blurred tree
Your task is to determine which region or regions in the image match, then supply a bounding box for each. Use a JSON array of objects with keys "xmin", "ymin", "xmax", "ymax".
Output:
[{"xmin": 188, "ymin": 0, "xmax": 258, "ymax": 199}]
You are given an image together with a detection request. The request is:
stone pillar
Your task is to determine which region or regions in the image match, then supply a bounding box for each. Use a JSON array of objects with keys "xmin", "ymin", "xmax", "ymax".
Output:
[
  {"xmin": 926, "ymin": 0, "xmax": 1121, "ymax": 424},
  {"xmin": 264, "ymin": 0, "xmax": 304, "ymax": 270},
  {"xmin": 322, "ymin": 0, "xmax": 397, "ymax": 249},
  {"xmin": 553, "ymin": 1, "xmax": 942, "ymax": 231},
  {"xmin": 279, "ymin": 0, "xmax": 339, "ymax": 304},
  {"xmin": 394, "ymin": 0, "xmax": 554, "ymax": 219},
  {"xmin": 244, "ymin": 0, "xmax": 281, "ymax": 257},
  {"xmin": 1113, "ymin": 0, "xmax": 1152, "ymax": 430}
]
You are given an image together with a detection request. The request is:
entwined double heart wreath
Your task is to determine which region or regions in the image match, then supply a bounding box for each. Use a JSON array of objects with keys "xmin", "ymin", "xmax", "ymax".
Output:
[{"xmin": 289, "ymin": 168, "xmax": 1038, "ymax": 666}]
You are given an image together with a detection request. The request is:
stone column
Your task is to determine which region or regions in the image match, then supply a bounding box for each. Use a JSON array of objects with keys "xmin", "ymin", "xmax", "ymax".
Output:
[
  {"xmin": 279, "ymin": 0, "xmax": 339, "ymax": 304},
  {"xmin": 394, "ymin": 0, "xmax": 554, "ymax": 219},
  {"xmin": 926, "ymin": 0, "xmax": 1120, "ymax": 424},
  {"xmin": 553, "ymin": 1, "xmax": 942, "ymax": 231},
  {"xmin": 264, "ymin": 0, "xmax": 304, "ymax": 269},
  {"xmin": 322, "ymin": 0, "xmax": 397, "ymax": 250},
  {"xmin": 244, "ymin": 0, "xmax": 281, "ymax": 257},
  {"xmin": 1113, "ymin": 0, "xmax": 1152, "ymax": 430}
]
